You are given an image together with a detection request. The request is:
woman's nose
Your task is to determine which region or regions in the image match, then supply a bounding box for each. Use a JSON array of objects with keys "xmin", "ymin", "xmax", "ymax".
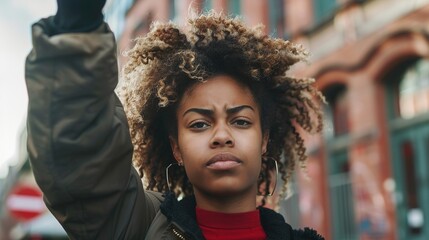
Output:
[{"xmin": 210, "ymin": 124, "xmax": 234, "ymax": 148}]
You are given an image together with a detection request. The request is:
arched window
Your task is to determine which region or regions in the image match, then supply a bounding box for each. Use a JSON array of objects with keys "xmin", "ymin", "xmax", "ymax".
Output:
[
  {"xmin": 323, "ymin": 84, "xmax": 349, "ymax": 139},
  {"xmin": 322, "ymin": 83, "xmax": 356, "ymax": 239},
  {"xmin": 396, "ymin": 59, "xmax": 429, "ymax": 119},
  {"xmin": 385, "ymin": 58, "xmax": 429, "ymax": 238}
]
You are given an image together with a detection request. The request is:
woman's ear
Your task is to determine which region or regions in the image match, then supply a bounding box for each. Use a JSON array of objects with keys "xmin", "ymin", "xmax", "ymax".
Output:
[
  {"xmin": 262, "ymin": 132, "xmax": 269, "ymax": 154},
  {"xmin": 169, "ymin": 136, "xmax": 183, "ymax": 163}
]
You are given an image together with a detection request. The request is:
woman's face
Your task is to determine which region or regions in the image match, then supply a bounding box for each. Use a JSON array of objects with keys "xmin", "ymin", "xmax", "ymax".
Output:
[{"xmin": 171, "ymin": 75, "xmax": 268, "ymax": 198}]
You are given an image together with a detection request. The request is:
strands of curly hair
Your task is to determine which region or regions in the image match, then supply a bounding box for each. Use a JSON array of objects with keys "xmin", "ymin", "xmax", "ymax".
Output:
[{"xmin": 119, "ymin": 13, "xmax": 324, "ymax": 203}]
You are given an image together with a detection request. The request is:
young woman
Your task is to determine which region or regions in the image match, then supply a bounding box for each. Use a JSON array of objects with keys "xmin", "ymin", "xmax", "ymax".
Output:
[{"xmin": 26, "ymin": 0, "xmax": 325, "ymax": 239}]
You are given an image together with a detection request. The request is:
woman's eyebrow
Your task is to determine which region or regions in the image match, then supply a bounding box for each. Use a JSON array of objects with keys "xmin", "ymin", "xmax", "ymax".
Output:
[
  {"xmin": 226, "ymin": 105, "xmax": 254, "ymax": 115},
  {"xmin": 183, "ymin": 105, "xmax": 254, "ymax": 117},
  {"xmin": 183, "ymin": 108, "xmax": 214, "ymax": 117}
]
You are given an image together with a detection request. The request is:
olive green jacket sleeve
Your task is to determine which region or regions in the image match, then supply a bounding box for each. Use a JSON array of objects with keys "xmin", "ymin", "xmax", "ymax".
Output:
[{"xmin": 25, "ymin": 18, "xmax": 160, "ymax": 239}]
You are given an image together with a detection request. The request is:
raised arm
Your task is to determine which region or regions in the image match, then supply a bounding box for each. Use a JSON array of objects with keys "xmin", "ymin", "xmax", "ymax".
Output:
[{"xmin": 25, "ymin": 1, "xmax": 158, "ymax": 239}]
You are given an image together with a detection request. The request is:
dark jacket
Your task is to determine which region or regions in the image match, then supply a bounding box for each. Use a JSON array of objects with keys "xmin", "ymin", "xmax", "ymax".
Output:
[
  {"xmin": 25, "ymin": 18, "xmax": 324, "ymax": 240},
  {"xmin": 151, "ymin": 192, "xmax": 324, "ymax": 240}
]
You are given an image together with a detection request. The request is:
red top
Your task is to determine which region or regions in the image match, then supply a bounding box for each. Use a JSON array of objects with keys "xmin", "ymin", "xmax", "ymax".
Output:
[{"xmin": 196, "ymin": 207, "xmax": 267, "ymax": 240}]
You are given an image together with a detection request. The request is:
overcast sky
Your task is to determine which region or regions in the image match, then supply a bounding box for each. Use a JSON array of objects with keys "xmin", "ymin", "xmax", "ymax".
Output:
[{"xmin": 0, "ymin": 0, "xmax": 56, "ymax": 177}]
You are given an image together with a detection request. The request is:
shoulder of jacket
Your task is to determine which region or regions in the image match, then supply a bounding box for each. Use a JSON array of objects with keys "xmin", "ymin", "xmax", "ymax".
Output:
[
  {"xmin": 145, "ymin": 190, "xmax": 165, "ymax": 211},
  {"xmin": 292, "ymin": 227, "xmax": 325, "ymax": 240}
]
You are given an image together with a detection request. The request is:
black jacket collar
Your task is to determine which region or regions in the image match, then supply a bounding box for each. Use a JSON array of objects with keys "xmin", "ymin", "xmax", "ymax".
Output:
[
  {"xmin": 159, "ymin": 192, "xmax": 324, "ymax": 240},
  {"xmin": 160, "ymin": 191, "xmax": 204, "ymax": 239}
]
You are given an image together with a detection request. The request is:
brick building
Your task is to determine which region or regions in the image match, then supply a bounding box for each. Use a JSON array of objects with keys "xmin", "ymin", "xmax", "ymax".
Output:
[{"xmin": 105, "ymin": 0, "xmax": 429, "ymax": 239}]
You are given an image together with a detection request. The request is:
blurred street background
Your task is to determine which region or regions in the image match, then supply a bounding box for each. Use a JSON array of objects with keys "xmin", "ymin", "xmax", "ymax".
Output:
[{"xmin": 1, "ymin": 0, "xmax": 429, "ymax": 239}]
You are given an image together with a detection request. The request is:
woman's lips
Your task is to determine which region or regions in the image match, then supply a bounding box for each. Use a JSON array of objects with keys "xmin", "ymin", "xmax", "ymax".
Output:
[{"xmin": 206, "ymin": 153, "xmax": 242, "ymax": 170}]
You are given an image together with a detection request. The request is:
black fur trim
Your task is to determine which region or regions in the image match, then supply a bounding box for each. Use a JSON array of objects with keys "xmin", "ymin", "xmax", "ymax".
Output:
[
  {"xmin": 258, "ymin": 206, "xmax": 293, "ymax": 239},
  {"xmin": 160, "ymin": 192, "xmax": 205, "ymax": 239},
  {"xmin": 293, "ymin": 227, "xmax": 325, "ymax": 240}
]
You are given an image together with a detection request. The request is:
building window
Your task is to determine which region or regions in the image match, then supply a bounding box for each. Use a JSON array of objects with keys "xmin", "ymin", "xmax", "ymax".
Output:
[
  {"xmin": 202, "ymin": 0, "xmax": 212, "ymax": 12},
  {"xmin": 169, "ymin": 0, "xmax": 176, "ymax": 19},
  {"xmin": 312, "ymin": 0, "xmax": 337, "ymax": 26},
  {"xmin": 386, "ymin": 58, "xmax": 429, "ymax": 239},
  {"xmin": 269, "ymin": 0, "xmax": 285, "ymax": 38},
  {"xmin": 323, "ymin": 84, "xmax": 349, "ymax": 138},
  {"xmin": 228, "ymin": 0, "xmax": 241, "ymax": 16},
  {"xmin": 322, "ymin": 83, "xmax": 356, "ymax": 239},
  {"xmin": 328, "ymin": 149, "xmax": 357, "ymax": 239},
  {"xmin": 396, "ymin": 59, "xmax": 429, "ymax": 119}
]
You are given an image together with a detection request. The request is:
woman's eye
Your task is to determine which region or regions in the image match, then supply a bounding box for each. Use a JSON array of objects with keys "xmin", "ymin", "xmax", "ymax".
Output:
[
  {"xmin": 189, "ymin": 121, "xmax": 209, "ymax": 129},
  {"xmin": 233, "ymin": 119, "xmax": 251, "ymax": 127}
]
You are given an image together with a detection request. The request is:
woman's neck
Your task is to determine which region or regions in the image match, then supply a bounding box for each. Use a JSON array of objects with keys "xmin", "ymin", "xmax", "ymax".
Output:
[{"xmin": 193, "ymin": 189, "xmax": 257, "ymax": 213}]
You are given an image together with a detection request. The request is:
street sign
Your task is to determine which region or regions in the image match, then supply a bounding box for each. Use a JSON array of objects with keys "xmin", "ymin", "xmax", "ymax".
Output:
[{"xmin": 6, "ymin": 185, "xmax": 45, "ymax": 221}]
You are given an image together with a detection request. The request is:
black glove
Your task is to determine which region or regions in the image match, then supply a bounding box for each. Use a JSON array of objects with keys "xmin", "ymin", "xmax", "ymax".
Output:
[{"xmin": 52, "ymin": 0, "xmax": 106, "ymax": 34}]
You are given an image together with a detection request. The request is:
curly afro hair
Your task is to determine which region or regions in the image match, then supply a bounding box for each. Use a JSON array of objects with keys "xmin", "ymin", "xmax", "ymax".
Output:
[{"xmin": 119, "ymin": 13, "xmax": 324, "ymax": 202}]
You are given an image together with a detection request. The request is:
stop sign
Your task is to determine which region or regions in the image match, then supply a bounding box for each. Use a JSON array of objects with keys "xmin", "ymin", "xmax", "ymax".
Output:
[{"xmin": 6, "ymin": 185, "xmax": 45, "ymax": 221}]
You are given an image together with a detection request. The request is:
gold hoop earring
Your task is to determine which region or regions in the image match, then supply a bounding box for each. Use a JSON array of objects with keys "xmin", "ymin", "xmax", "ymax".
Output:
[{"xmin": 259, "ymin": 156, "xmax": 279, "ymax": 197}]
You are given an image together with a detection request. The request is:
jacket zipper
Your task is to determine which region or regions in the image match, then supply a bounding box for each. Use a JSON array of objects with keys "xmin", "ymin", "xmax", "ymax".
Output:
[
  {"xmin": 170, "ymin": 224, "xmax": 188, "ymax": 240},
  {"xmin": 172, "ymin": 227, "xmax": 186, "ymax": 240}
]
